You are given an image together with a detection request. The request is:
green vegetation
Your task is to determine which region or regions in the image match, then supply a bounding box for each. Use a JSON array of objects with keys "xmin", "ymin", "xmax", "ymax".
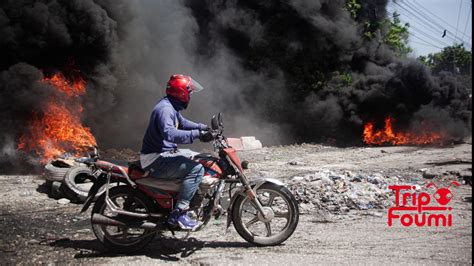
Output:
[
  {"xmin": 347, "ymin": 0, "xmax": 411, "ymax": 57},
  {"xmin": 361, "ymin": 11, "xmax": 412, "ymax": 56},
  {"xmin": 345, "ymin": 0, "xmax": 362, "ymax": 18},
  {"xmin": 382, "ymin": 12, "xmax": 412, "ymax": 56},
  {"xmin": 418, "ymin": 44, "xmax": 472, "ymax": 76},
  {"xmin": 419, "ymin": 44, "xmax": 472, "ymax": 90}
]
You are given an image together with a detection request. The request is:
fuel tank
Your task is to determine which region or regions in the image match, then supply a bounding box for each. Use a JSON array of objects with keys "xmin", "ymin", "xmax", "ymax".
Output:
[{"xmin": 195, "ymin": 153, "xmax": 223, "ymax": 178}]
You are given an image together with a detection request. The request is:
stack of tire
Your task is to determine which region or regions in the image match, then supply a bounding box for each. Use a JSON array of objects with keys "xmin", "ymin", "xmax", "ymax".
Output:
[{"xmin": 44, "ymin": 160, "xmax": 102, "ymax": 203}]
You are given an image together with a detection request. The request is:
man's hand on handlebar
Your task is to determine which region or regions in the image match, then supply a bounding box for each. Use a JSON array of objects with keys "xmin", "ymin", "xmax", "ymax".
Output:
[{"xmin": 199, "ymin": 130, "xmax": 217, "ymax": 142}]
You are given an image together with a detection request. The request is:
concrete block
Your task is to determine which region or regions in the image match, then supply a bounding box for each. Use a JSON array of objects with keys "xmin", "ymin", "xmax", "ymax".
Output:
[
  {"xmin": 227, "ymin": 136, "xmax": 263, "ymax": 150},
  {"xmin": 227, "ymin": 138, "xmax": 244, "ymax": 151},
  {"xmin": 241, "ymin": 136, "xmax": 263, "ymax": 150}
]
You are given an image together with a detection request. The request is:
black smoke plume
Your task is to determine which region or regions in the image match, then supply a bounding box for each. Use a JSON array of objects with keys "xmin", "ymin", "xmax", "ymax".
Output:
[
  {"xmin": 184, "ymin": 0, "xmax": 471, "ymax": 143},
  {"xmin": 0, "ymin": 0, "xmax": 118, "ymax": 171},
  {"xmin": 0, "ymin": 0, "xmax": 471, "ymax": 172}
]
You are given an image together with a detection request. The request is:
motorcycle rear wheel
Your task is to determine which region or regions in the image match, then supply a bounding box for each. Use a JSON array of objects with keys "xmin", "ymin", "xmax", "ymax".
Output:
[
  {"xmin": 232, "ymin": 183, "xmax": 299, "ymax": 246},
  {"xmin": 91, "ymin": 186, "xmax": 158, "ymax": 253}
]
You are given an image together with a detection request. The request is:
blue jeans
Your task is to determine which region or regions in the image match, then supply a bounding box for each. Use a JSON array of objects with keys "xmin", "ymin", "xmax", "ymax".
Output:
[{"xmin": 144, "ymin": 155, "xmax": 204, "ymax": 210}]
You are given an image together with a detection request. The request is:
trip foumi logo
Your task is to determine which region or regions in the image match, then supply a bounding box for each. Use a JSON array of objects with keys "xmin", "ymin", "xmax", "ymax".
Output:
[{"xmin": 387, "ymin": 182, "xmax": 460, "ymax": 227}]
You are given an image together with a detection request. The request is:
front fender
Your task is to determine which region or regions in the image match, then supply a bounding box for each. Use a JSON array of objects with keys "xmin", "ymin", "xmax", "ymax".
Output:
[
  {"xmin": 250, "ymin": 177, "xmax": 284, "ymax": 190},
  {"xmin": 226, "ymin": 178, "xmax": 286, "ymax": 229}
]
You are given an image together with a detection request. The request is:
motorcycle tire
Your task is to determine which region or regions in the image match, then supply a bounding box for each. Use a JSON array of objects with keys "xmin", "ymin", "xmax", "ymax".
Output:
[
  {"xmin": 232, "ymin": 182, "xmax": 299, "ymax": 246},
  {"xmin": 91, "ymin": 186, "xmax": 158, "ymax": 253}
]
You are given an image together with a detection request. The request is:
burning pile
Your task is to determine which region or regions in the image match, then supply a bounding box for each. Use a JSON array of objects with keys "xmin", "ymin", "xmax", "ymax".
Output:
[
  {"xmin": 363, "ymin": 117, "xmax": 444, "ymax": 146},
  {"xmin": 0, "ymin": 0, "xmax": 115, "ymax": 170},
  {"xmin": 17, "ymin": 73, "xmax": 96, "ymax": 163}
]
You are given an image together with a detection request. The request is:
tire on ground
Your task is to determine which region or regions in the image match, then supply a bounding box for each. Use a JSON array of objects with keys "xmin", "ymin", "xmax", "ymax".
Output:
[
  {"xmin": 50, "ymin": 181, "xmax": 65, "ymax": 199},
  {"xmin": 44, "ymin": 163, "xmax": 70, "ymax": 182},
  {"xmin": 62, "ymin": 166, "xmax": 95, "ymax": 203}
]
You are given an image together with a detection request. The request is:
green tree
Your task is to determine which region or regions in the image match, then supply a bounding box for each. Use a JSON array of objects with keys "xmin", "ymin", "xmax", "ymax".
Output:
[
  {"xmin": 345, "ymin": 2, "xmax": 413, "ymax": 57},
  {"xmin": 345, "ymin": 0, "xmax": 362, "ymax": 18},
  {"xmin": 382, "ymin": 12, "xmax": 412, "ymax": 56},
  {"xmin": 418, "ymin": 44, "xmax": 472, "ymax": 75},
  {"xmin": 357, "ymin": 9, "xmax": 412, "ymax": 57}
]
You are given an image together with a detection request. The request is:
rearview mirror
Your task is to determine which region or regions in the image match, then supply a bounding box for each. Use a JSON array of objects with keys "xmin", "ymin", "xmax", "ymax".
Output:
[
  {"xmin": 211, "ymin": 113, "xmax": 223, "ymax": 130},
  {"xmin": 218, "ymin": 112, "xmax": 223, "ymax": 127},
  {"xmin": 211, "ymin": 115, "xmax": 219, "ymax": 130}
]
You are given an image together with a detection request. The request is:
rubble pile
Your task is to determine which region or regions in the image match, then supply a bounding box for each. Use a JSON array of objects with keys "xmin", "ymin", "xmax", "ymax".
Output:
[{"xmin": 288, "ymin": 170, "xmax": 402, "ymax": 214}]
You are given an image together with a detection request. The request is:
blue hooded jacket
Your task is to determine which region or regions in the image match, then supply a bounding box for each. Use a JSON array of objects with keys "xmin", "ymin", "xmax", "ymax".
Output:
[{"xmin": 140, "ymin": 97, "xmax": 206, "ymax": 154}]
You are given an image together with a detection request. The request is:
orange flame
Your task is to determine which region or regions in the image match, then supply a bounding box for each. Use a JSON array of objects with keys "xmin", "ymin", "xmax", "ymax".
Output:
[
  {"xmin": 18, "ymin": 72, "xmax": 96, "ymax": 163},
  {"xmin": 363, "ymin": 117, "xmax": 444, "ymax": 145}
]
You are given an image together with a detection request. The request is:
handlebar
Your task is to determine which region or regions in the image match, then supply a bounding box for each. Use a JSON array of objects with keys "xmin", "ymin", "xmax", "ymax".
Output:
[{"xmin": 75, "ymin": 157, "xmax": 97, "ymax": 166}]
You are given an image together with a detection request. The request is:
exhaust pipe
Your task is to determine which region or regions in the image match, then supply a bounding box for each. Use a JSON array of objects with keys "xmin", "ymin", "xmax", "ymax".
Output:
[{"xmin": 91, "ymin": 213, "xmax": 159, "ymax": 230}]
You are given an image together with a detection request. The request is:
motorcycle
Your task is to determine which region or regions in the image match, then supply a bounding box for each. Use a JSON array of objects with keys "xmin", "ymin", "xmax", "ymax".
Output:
[{"xmin": 79, "ymin": 113, "xmax": 299, "ymax": 253}]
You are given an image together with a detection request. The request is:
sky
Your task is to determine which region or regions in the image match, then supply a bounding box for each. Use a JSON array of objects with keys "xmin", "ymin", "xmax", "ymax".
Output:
[{"xmin": 388, "ymin": 0, "xmax": 472, "ymax": 56}]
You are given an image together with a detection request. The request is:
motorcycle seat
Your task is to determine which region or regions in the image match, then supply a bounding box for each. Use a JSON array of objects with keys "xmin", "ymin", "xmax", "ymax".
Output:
[
  {"xmin": 128, "ymin": 160, "xmax": 144, "ymax": 171},
  {"xmin": 127, "ymin": 160, "xmax": 182, "ymax": 190},
  {"xmin": 135, "ymin": 178, "xmax": 181, "ymax": 192},
  {"xmin": 104, "ymin": 159, "xmax": 129, "ymax": 167},
  {"xmin": 128, "ymin": 160, "xmax": 147, "ymax": 180}
]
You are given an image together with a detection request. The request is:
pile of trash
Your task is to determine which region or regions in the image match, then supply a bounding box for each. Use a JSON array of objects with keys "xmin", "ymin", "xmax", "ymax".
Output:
[{"xmin": 287, "ymin": 170, "xmax": 403, "ymax": 214}]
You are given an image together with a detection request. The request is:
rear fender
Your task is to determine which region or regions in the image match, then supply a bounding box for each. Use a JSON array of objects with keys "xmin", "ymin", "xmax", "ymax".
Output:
[{"xmin": 226, "ymin": 178, "xmax": 285, "ymax": 228}]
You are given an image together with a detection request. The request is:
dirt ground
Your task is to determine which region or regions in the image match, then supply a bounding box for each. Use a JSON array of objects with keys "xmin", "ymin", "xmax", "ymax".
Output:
[{"xmin": 0, "ymin": 142, "xmax": 471, "ymax": 265}]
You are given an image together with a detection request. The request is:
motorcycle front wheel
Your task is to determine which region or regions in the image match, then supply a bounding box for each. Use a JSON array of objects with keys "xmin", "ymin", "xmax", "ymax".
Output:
[
  {"xmin": 91, "ymin": 186, "xmax": 158, "ymax": 253},
  {"xmin": 232, "ymin": 182, "xmax": 299, "ymax": 246}
]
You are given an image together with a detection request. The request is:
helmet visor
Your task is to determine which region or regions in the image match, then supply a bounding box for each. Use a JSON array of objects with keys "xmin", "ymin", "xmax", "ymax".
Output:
[{"xmin": 189, "ymin": 78, "xmax": 204, "ymax": 94}]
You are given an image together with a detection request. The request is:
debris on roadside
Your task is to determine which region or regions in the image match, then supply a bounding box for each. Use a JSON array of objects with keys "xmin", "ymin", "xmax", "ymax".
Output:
[
  {"xmin": 420, "ymin": 168, "xmax": 437, "ymax": 179},
  {"xmin": 288, "ymin": 161, "xmax": 305, "ymax": 166},
  {"xmin": 57, "ymin": 198, "xmax": 70, "ymax": 205},
  {"xmin": 288, "ymin": 170, "xmax": 398, "ymax": 214}
]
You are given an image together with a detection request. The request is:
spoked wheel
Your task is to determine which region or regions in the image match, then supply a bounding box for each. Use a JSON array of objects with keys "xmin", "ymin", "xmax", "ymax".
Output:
[
  {"xmin": 91, "ymin": 186, "xmax": 158, "ymax": 253},
  {"xmin": 232, "ymin": 183, "xmax": 299, "ymax": 246}
]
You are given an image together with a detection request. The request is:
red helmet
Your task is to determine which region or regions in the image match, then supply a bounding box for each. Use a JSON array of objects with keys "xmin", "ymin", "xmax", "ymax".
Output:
[{"xmin": 166, "ymin": 74, "xmax": 204, "ymax": 103}]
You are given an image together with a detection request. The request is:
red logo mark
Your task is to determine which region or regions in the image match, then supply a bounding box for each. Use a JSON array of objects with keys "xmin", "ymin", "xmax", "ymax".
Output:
[{"xmin": 387, "ymin": 181, "xmax": 460, "ymax": 227}]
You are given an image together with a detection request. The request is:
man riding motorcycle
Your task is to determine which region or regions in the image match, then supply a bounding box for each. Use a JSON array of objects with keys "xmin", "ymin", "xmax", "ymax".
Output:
[{"xmin": 140, "ymin": 74, "xmax": 213, "ymax": 230}]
